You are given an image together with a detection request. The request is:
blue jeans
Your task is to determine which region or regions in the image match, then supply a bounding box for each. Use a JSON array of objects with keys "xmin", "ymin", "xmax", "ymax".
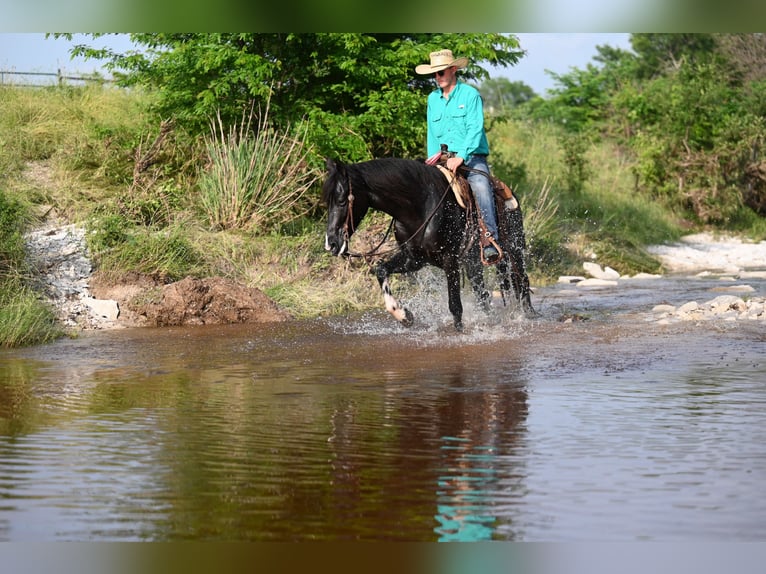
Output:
[{"xmin": 465, "ymin": 155, "xmax": 498, "ymax": 240}]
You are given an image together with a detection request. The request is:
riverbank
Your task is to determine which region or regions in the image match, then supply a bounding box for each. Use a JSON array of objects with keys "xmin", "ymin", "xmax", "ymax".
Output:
[
  {"xmin": 23, "ymin": 214, "xmax": 292, "ymax": 331},
  {"xmin": 553, "ymin": 232, "xmax": 766, "ymax": 325},
  {"xmin": 25, "ymin": 215, "xmax": 766, "ymax": 333}
]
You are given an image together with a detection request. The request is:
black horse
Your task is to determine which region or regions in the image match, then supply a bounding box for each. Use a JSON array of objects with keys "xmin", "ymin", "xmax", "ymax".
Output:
[{"xmin": 322, "ymin": 157, "xmax": 536, "ymax": 331}]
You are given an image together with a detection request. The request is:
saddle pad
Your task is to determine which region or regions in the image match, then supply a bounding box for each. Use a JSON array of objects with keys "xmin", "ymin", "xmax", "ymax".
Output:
[{"xmin": 435, "ymin": 165, "xmax": 470, "ymax": 209}]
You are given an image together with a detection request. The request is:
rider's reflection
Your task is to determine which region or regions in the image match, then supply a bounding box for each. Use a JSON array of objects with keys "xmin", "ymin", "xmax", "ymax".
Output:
[{"xmin": 432, "ymin": 372, "xmax": 528, "ymax": 542}]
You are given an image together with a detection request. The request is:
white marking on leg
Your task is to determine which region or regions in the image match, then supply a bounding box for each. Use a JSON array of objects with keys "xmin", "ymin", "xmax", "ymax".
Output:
[{"xmin": 382, "ymin": 277, "xmax": 407, "ymax": 322}]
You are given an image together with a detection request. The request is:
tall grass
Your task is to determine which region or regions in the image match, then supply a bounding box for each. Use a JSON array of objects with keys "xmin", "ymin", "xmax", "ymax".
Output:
[
  {"xmin": 197, "ymin": 102, "xmax": 321, "ymax": 231},
  {"xmin": 0, "ymin": 190, "xmax": 61, "ymax": 347},
  {"xmin": 93, "ymin": 220, "xmax": 207, "ymax": 283},
  {"xmin": 1, "ymin": 85, "xmax": 152, "ymax": 222},
  {"xmin": 0, "ymin": 282, "xmax": 61, "ymax": 347}
]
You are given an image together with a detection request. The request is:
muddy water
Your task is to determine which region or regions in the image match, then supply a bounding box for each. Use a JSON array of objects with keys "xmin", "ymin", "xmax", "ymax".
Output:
[{"xmin": 1, "ymin": 274, "xmax": 765, "ymax": 542}]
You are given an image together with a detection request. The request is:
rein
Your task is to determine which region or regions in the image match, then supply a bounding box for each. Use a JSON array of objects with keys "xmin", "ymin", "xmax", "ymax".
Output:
[{"xmin": 340, "ymin": 168, "xmax": 457, "ymax": 262}]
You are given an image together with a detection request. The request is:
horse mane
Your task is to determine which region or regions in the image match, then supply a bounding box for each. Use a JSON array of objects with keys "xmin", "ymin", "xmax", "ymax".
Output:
[{"xmin": 321, "ymin": 158, "xmax": 442, "ymax": 205}]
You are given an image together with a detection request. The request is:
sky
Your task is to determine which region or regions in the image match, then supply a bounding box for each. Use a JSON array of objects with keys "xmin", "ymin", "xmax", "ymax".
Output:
[{"xmin": 0, "ymin": 33, "xmax": 633, "ymax": 96}]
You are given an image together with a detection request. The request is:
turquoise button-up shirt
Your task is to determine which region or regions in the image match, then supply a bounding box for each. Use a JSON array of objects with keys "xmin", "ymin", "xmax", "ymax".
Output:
[{"xmin": 426, "ymin": 79, "xmax": 490, "ymax": 160}]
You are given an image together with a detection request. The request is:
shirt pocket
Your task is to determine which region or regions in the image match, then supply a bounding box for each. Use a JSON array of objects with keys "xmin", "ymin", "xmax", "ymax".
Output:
[
  {"xmin": 431, "ymin": 110, "xmax": 445, "ymax": 138},
  {"xmin": 449, "ymin": 107, "xmax": 467, "ymax": 121}
]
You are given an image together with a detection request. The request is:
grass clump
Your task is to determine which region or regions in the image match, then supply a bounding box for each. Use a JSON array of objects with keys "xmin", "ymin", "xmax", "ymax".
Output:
[
  {"xmin": 197, "ymin": 103, "xmax": 321, "ymax": 231},
  {"xmin": 0, "ymin": 190, "xmax": 61, "ymax": 347}
]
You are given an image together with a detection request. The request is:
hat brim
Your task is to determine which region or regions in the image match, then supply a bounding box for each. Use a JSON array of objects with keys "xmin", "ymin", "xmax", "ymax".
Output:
[{"xmin": 415, "ymin": 57, "xmax": 468, "ymax": 75}]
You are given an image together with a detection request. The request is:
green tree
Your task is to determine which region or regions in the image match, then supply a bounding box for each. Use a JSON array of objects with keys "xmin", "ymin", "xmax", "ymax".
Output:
[
  {"xmin": 629, "ymin": 33, "xmax": 717, "ymax": 79},
  {"xmin": 481, "ymin": 77, "xmax": 536, "ymax": 114},
  {"xmin": 62, "ymin": 33, "xmax": 522, "ymax": 162}
]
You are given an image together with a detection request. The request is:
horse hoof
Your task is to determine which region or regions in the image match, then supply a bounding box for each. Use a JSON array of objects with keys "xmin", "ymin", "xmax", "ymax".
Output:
[
  {"xmin": 454, "ymin": 320, "xmax": 464, "ymax": 332},
  {"xmin": 400, "ymin": 309, "xmax": 414, "ymax": 327},
  {"xmin": 524, "ymin": 304, "xmax": 541, "ymax": 318}
]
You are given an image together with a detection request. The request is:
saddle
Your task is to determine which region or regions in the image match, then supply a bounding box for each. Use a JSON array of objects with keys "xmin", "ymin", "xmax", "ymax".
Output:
[
  {"xmin": 428, "ymin": 152, "xmax": 519, "ymax": 265},
  {"xmin": 432, "ymin": 161, "xmax": 519, "ymax": 212}
]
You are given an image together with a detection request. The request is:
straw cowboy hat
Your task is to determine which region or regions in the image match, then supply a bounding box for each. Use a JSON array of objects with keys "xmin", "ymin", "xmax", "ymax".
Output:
[{"xmin": 415, "ymin": 49, "xmax": 469, "ymax": 75}]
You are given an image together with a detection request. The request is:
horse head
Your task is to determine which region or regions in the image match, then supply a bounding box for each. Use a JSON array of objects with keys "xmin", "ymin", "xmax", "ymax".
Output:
[{"xmin": 322, "ymin": 158, "xmax": 367, "ymax": 257}]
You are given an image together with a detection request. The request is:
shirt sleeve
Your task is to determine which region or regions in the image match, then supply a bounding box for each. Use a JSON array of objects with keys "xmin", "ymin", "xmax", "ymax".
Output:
[{"xmin": 426, "ymin": 96, "xmax": 440, "ymax": 157}]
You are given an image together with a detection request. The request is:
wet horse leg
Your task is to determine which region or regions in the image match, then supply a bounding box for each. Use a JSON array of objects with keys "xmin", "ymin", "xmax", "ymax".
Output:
[
  {"xmin": 499, "ymin": 206, "xmax": 537, "ymax": 316},
  {"xmin": 373, "ymin": 251, "xmax": 423, "ymax": 327},
  {"xmin": 463, "ymin": 247, "xmax": 492, "ymax": 314},
  {"xmin": 374, "ymin": 251, "xmax": 466, "ymax": 331},
  {"xmin": 443, "ymin": 260, "xmax": 466, "ymax": 331}
]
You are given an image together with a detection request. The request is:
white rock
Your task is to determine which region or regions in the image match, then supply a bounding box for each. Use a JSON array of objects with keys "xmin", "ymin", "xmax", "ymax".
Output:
[
  {"xmin": 711, "ymin": 284, "xmax": 755, "ymax": 293},
  {"xmin": 652, "ymin": 304, "xmax": 676, "ymax": 313},
  {"xmin": 739, "ymin": 271, "xmax": 766, "ymax": 279},
  {"xmin": 83, "ymin": 297, "xmax": 120, "ymax": 321},
  {"xmin": 677, "ymin": 301, "xmax": 699, "ymax": 313},
  {"xmin": 582, "ymin": 261, "xmax": 619, "ymax": 280},
  {"xmin": 602, "ymin": 266, "xmax": 621, "ymax": 280}
]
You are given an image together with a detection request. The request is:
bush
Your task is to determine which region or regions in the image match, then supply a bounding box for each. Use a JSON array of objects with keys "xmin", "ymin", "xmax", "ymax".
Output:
[{"xmin": 196, "ymin": 103, "xmax": 321, "ymax": 232}]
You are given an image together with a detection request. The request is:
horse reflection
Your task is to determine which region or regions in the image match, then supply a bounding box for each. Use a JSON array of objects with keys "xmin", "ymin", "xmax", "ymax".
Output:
[{"xmin": 322, "ymin": 348, "xmax": 529, "ymax": 542}]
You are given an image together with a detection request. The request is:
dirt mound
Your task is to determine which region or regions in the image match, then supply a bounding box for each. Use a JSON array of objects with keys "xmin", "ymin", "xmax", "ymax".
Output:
[{"xmin": 92, "ymin": 274, "xmax": 292, "ymax": 327}]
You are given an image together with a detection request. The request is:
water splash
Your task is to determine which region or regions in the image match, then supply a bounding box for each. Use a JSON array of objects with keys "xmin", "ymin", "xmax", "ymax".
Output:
[{"xmin": 327, "ymin": 267, "xmax": 532, "ymax": 346}]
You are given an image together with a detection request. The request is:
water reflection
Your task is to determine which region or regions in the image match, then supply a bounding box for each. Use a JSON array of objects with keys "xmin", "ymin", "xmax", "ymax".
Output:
[
  {"xmin": 433, "ymin": 370, "xmax": 528, "ymax": 542},
  {"xmin": 1, "ymin": 314, "xmax": 765, "ymax": 542},
  {"xmin": 0, "ymin": 324, "xmax": 531, "ymax": 541}
]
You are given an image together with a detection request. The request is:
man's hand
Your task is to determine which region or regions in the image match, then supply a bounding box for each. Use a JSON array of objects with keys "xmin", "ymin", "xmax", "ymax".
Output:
[{"xmin": 446, "ymin": 156, "xmax": 464, "ymax": 173}]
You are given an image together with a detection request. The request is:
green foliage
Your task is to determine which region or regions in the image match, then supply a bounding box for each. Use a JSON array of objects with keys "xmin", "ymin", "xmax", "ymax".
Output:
[
  {"xmin": 560, "ymin": 132, "xmax": 591, "ymax": 195},
  {"xmin": 629, "ymin": 33, "xmax": 717, "ymax": 79},
  {"xmin": 66, "ymin": 33, "xmax": 523, "ymax": 161},
  {"xmin": 0, "ymin": 190, "xmax": 61, "ymax": 347},
  {"xmin": 86, "ymin": 213, "xmax": 132, "ymax": 253},
  {"xmin": 482, "ymin": 77, "xmax": 536, "ymax": 113},
  {"xmin": 196, "ymin": 102, "xmax": 321, "ymax": 231},
  {"xmin": 94, "ymin": 225, "xmax": 205, "ymax": 282},
  {"xmin": 0, "ymin": 283, "xmax": 61, "ymax": 348},
  {"xmin": 0, "ymin": 191, "xmax": 27, "ymax": 273},
  {"xmin": 527, "ymin": 33, "xmax": 766, "ymax": 229}
]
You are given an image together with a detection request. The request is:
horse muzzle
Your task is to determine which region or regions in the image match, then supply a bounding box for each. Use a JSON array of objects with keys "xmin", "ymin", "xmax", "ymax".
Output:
[{"xmin": 324, "ymin": 233, "xmax": 348, "ymax": 257}]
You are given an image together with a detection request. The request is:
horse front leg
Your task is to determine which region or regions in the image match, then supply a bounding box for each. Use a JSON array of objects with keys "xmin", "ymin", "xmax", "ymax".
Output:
[
  {"xmin": 444, "ymin": 261, "xmax": 465, "ymax": 331},
  {"xmin": 373, "ymin": 251, "xmax": 422, "ymax": 327}
]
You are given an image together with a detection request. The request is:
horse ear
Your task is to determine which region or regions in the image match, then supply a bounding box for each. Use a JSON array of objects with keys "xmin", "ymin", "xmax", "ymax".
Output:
[{"xmin": 325, "ymin": 157, "xmax": 346, "ymax": 174}]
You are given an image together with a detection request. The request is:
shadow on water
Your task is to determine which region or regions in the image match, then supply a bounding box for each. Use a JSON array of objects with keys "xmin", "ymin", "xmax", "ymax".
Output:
[{"xmin": 1, "ymin": 272, "xmax": 765, "ymax": 542}]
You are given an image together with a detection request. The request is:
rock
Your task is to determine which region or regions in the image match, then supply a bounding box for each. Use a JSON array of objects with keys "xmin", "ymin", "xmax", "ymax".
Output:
[
  {"xmin": 25, "ymin": 220, "xmax": 291, "ymax": 331},
  {"xmin": 558, "ymin": 275, "xmax": 586, "ymax": 284},
  {"xmin": 677, "ymin": 301, "xmax": 699, "ymax": 313},
  {"xmin": 739, "ymin": 271, "xmax": 766, "ymax": 279},
  {"xmin": 710, "ymin": 284, "xmax": 755, "ymax": 293},
  {"xmin": 603, "ymin": 266, "xmax": 621, "ymax": 280},
  {"xmin": 582, "ymin": 262, "xmax": 620, "ymax": 280},
  {"xmin": 644, "ymin": 295, "xmax": 766, "ymax": 323},
  {"xmin": 83, "ymin": 297, "xmax": 120, "ymax": 321},
  {"xmin": 127, "ymin": 276, "xmax": 292, "ymax": 327}
]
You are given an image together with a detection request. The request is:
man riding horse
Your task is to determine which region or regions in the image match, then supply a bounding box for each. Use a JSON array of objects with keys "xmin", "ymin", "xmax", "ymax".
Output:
[{"xmin": 415, "ymin": 49, "xmax": 503, "ymax": 265}]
